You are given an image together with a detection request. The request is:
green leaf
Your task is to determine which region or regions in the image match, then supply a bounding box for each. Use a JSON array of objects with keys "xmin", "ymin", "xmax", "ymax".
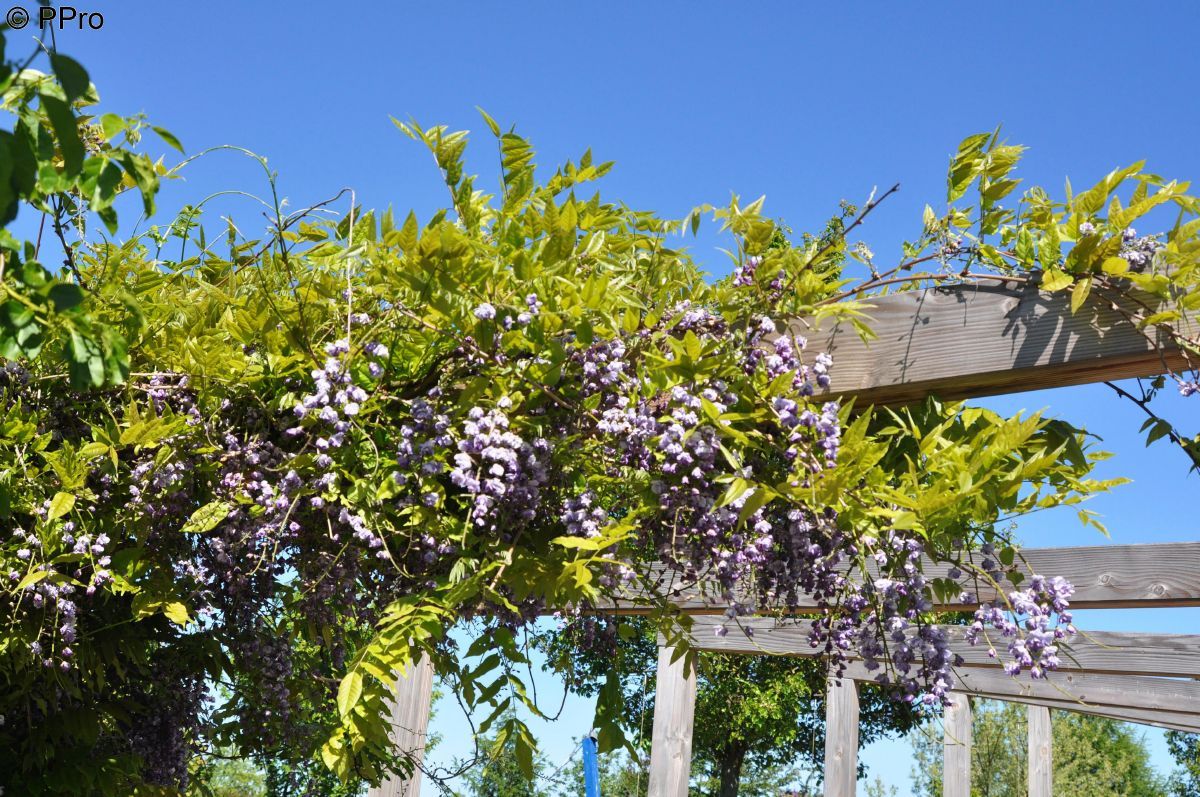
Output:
[
  {"xmin": 40, "ymin": 94, "xmax": 85, "ymax": 176},
  {"xmin": 180, "ymin": 501, "xmax": 231, "ymax": 534},
  {"xmin": 337, "ymin": 670, "xmax": 364, "ymax": 718},
  {"xmin": 715, "ymin": 477, "xmax": 753, "ymax": 509},
  {"xmin": 48, "ymin": 491, "xmax": 75, "ymax": 521},
  {"xmin": 48, "ymin": 283, "xmax": 84, "ymax": 312},
  {"xmin": 551, "ymin": 535, "xmax": 614, "ymax": 550},
  {"xmin": 1069, "ymin": 277, "xmax": 1092, "ymax": 313},
  {"xmin": 50, "ymin": 54, "xmax": 90, "ymax": 101},
  {"xmin": 1041, "ymin": 268, "xmax": 1073, "ymax": 292},
  {"xmin": 476, "ymin": 107, "xmax": 501, "ymax": 137},
  {"xmin": 1100, "ymin": 256, "xmax": 1130, "ymax": 276},
  {"xmin": 162, "ymin": 601, "xmax": 190, "ymax": 626},
  {"xmin": 14, "ymin": 570, "xmax": 52, "ymax": 591},
  {"xmin": 151, "ymin": 125, "xmax": 184, "ymax": 153},
  {"xmin": 100, "ymin": 113, "xmax": 127, "ymax": 141},
  {"xmin": 1146, "ymin": 420, "xmax": 1173, "ymax": 446}
]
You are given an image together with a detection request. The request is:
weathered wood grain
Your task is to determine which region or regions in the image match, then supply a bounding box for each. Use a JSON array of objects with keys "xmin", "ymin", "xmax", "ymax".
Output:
[
  {"xmin": 847, "ymin": 662, "xmax": 1200, "ymax": 717},
  {"xmin": 943, "ymin": 695, "xmax": 972, "ymax": 797},
  {"xmin": 368, "ymin": 654, "xmax": 435, "ymax": 797},
  {"xmin": 1009, "ymin": 696, "xmax": 1200, "ymax": 734},
  {"xmin": 954, "ymin": 685, "xmax": 1200, "ymax": 734},
  {"xmin": 1027, "ymin": 705, "xmax": 1053, "ymax": 797},
  {"xmin": 603, "ymin": 541, "xmax": 1200, "ymax": 615},
  {"xmin": 786, "ymin": 282, "xmax": 1190, "ymax": 407},
  {"xmin": 823, "ymin": 675, "xmax": 859, "ymax": 797},
  {"xmin": 646, "ymin": 647, "xmax": 696, "ymax": 797},
  {"xmin": 684, "ymin": 616, "xmax": 1200, "ymax": 678}
]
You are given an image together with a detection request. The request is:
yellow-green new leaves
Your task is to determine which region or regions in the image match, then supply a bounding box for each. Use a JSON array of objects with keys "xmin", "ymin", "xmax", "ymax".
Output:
[
  {"xmin": 132, "ymin": 593, "xmax": 191, "ymax": 627},
  {"xmin": 47, "ymin": 491, "xmax": 75, "ymax": 521},
  {"xmin": 336, "ymin": 670, "xmax": 363, "ymax": 720},
  {"xmin": 180, "ymin": 501, "xmax": 231, "ymax": 534}
]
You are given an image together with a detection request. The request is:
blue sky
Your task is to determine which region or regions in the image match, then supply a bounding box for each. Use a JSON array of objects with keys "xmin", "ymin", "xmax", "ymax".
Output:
[{"xmin": 17, "ymin": 1, "xmax": 1200, "ymax": 792}]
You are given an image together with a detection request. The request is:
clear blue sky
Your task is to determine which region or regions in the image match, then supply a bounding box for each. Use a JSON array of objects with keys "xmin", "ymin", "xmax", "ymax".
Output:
[{"xmin": 21, "ymin": 1, "xmax": 1200, "ymax": 792}]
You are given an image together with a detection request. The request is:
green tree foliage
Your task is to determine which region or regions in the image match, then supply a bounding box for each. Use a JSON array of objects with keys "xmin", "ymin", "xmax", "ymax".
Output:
[
  {"xmin": 1167, "ymin": 732, "xmax": 1200, "ymax": 797},
  {"xmin": 4, "ymin": 26, "xmax": 1200, "ymax": 797},
  {"xmin": 911, "ymin": 702, "xmax": 1167, "ymax": 797},
  {"xmin": 538, "ymin": 619, "xmax": 918, "ymax": 796},
  {"xmin": 462, "ymin": 713, "xmax": 550, "ymax": 797},
  {"xmin": 0, "ymin": 28, "xmax": 170, "ymax": 390},
  {"xmin": 558, "ymin": 748, "xmax": 647, "ymax": 797}
]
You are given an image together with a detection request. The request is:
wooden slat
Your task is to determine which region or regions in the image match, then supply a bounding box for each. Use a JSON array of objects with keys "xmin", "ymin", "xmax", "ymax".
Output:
[
  {"xmin": 1027, "ymin": 705, "xmax": 1052, "ymax": 797},
  {"xmin": 943, "ymin": 695, "xmax": 972, "ymax": 797},
  {"xmin": 605, "ymin": 541, "xmax": 1200, "ymax": 615},
  {"xmin": 960, "ymin": 686, "xmax": 1200, "ymax": 735},
  {"xmin": 369, "ymin": 654, "xmax": 435, "ymax": 797},
  {"xmin": 646, "ymin": 647, "xmax": 696, "ymax": 797},
  {"xmin": 684, "ymin": 616, "xmax": 1200, "ymax": 678},
  {"xmin": 840, "ymin": 661, "xmax": 1200, "ymax": 732},
  {"xmin": 788, "ymin": 282, "xmax": 1189, "ymax": 407},
  {"xmin": 847, "ymin": 662, "xmax": 1200, "ymax": 717},
  {"xmin": 823, "ymin": 676, "xmax": 859, "ymax": 797}
]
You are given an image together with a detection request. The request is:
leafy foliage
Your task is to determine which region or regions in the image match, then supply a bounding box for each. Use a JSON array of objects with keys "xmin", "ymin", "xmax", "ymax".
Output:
[
  {"xmin": 1168, "ymin": 731, "xmax": 1200, "ymax": 797},
  {"xmin": 540, "ymin": 618, "xmax": 917, "ymax": 796},
  {"xmin": 911, "ymin": 701, "xmax": 1167, "ymax": 797}
]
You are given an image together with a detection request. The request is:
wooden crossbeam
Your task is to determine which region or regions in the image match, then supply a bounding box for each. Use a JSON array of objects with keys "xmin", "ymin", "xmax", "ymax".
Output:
[
  {"xmin": 682, "ymin": 616, "xmax": 1200, "ymax": 678},
  {"xmin": 935, "ymin": 665, "xmax": 1200, "ymax": 717},
  {"xmin": 793, "ymin": 282, "xmax": 1189, "ymax": 407},
  {"xmin": 840, "ymin": 661, "xmax": 1200, "ymax": 731},
  {"xmin": 606, "ymin": 541, "xmax": 1200, "ymax": 615},
  {"xmin": 999, "ymin": 691, "xmax": 1200, "ymax": 735},
  {"xmin": 954, "ymin": 685, "xmax": 1200, "ymax": 734}
]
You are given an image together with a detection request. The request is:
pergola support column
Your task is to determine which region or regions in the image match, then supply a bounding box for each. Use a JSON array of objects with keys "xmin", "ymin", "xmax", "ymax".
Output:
[
  {"xmin": 647, "ymin": 646, "xmax": 697, "ymax": 797},
  {"xmin": 368, "ymin": 654, "xmax": 436, "ymax": 797},
  {"xmin": 824, "ymin": 675, "xmax": 860, "ymax": 797},
  {"xmin": 1028, "ymin": 705, "xmax": 1053, "ymax": 797},
  {"xmin": 943, "ymin": 695, "xmax": 972, "ymax": 797}
]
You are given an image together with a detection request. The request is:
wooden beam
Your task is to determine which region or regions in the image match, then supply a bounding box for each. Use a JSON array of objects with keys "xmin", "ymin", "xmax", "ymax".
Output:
[
  {"xmin": 824, "ymin": 675, "xmax": 859, "ymax": 797},
  {"xmin": 605, "ymin": 541, "xmax": 1200, "ymax": 615},
  {"xmin": 940, "ymin": 666, "xmax": 1200, "ymax": 718},
  {"xmin": 789, "ymin": 282, "xmax": 1189, "ymax": 407},
  {"xmin": 1027, "ymin": 705, "xmax": 1052, "ymax": 797},
  {"xmin": 943, "ymin": 695, "xmax": 972, "ymax": 797},
  {"xmin": 843, "ymin": 662, "xmax": 1200, "ymax": 718},
  {"xmin": 683, "ymin": 616, "xmax": 1200, "ymax": 678},
  {"xmin": 647, "ymin": 646, "xmax": 696, "ymax": 797},
  {"xmin": 846, "ymin": 663, "xmax": 1200, "ymax": 733},
  {"xmin": 369, "ymin": 654, "xmax": 435, "ymax": 797},
  {"xmin": 956, "ymin": 685, "xmax": 1200, "ymax": 735}
]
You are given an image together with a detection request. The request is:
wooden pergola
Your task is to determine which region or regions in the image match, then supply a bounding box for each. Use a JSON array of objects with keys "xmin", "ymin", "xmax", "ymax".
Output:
[{"xmin": 370, "ymin": 281, "xmax": 1200, "ymax": 797}]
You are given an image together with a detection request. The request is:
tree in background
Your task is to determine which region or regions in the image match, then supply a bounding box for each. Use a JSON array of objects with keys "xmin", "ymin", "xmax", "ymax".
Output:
[
  {"xmin": 911, "ymin": 701, "xmax": 1167, "ymax": 797},
  {"xmin": 460, "ymin": 713, "xmax": 551, "ymax": 797},
  {"xmin": 689, "ymin": 653, "xmax": 919, "ymax": 796},
  {"xmin": 539, "ymin": 618, "xmax": 919, "ymax": 796},
  {"xmin": 1167, "ymin": 732, "xmax": 1200, "ymax": 797},
  {"xmin": 557, "ymin": 746, "xmax": 648, "ymax": 796}
]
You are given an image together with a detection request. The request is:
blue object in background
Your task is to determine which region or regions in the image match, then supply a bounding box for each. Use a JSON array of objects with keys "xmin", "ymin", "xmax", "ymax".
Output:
[{"xmin": 581, "ymin": 731, "xmax": 600, "ymax": 797}]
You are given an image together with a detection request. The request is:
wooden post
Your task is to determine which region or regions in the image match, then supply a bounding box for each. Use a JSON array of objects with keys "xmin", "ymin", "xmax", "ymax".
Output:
[
  {"xmin": 1027, "ymin": 705, "xmax": 1052, "ymax": 797},
  {"xmin": 942, "ymin": 695, "xmax": 972, "ymax": 797},
  {"xmin": 368, "ymin": 654, "xmax": 436, "ymax": 797},
  {"xmin": 647, "ymin": 646, "xmax": 697, "ymax": 797},
  {"xmin": 824, "ymin": 675, "xmax": 859, "ymax": 797}
]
